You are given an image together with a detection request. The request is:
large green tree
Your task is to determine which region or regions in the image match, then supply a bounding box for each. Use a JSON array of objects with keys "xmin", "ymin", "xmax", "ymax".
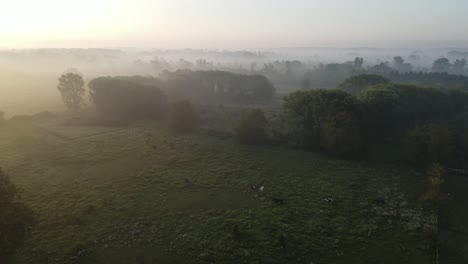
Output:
[
  {"xmin": 283, "ymin": 89, "xmax": 363, "ymax": 155},
  {"xmin": 57, "ymin": 73, "xmax": 86, "ymax": 111},
  {"xmin": 359, "ymin": 85, "xmax": 401, "ymax": 140}
]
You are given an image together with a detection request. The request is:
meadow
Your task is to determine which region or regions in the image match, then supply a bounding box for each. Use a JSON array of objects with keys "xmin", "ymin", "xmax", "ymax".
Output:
[{"xmin": 0, "ymin": 115, "xmax": 433, "ymax": 264}]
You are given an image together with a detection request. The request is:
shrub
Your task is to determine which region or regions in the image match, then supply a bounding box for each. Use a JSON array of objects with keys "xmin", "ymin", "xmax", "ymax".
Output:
[
  {"xmin": 320, "ymin": 111, "xmax": 363, "ymax": 156},
  {"xmin": 235, "ymin": 109, "xmax": 268, "ymax": 144},
  {"xmin": 405, "ymin": 124, "xmax": 455, "ymax": 165},
  {"xmin": 0, "ymin": 168, "xmax": 35, "ymax": 260},
  {"xmin": 169, "ymin": 100, "xmax": 199, "ymax": 133}
]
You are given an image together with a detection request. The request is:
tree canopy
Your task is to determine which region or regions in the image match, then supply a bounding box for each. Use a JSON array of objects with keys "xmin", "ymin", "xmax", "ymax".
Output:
[
  {"xmin": 88, "ymin": 77, "xmax": 168, "ymax": 121},
  {"xmin": 161, "ymin": 70, "xmax": 275, "ymax": 105},
  {"xmin": 282, "ymin": 89, "xmax": 363, "ymax": 155},
  {"xmin": 339, "ymin": 74, "xmax": 390, "ymax": 95},
  {"xmin": 57, "ymin": 73, "xmax": 86, "ymax": 111}
]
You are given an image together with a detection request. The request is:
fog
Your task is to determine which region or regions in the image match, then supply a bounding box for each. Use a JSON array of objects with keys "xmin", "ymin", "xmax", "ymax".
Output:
[
  {"xmin": 2, "ymin": 47, "xmax": 467, "ymax": 117},
  {"xmin": 2, "ymin": 1, "xmax": 468, "ymax": 263}
]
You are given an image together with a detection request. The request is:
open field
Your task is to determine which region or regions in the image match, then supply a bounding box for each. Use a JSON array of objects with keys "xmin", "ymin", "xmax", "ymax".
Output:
[
  {"xmin": 440, "ymin": 173, "xmax": 468, "ymax": 264},
  {"xmin": 0, "ymin": 116, "xmax": 433, "ymax": 264}
]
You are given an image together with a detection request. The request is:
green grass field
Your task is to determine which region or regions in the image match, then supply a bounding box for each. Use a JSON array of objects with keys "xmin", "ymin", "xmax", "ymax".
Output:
[
  {"xmin": 440, "ymin": 173, "xmax": 468, "ymax": 264},
  {"xmin": 0, "ymin": 116, "xmax": 434, "ymax": 264}
]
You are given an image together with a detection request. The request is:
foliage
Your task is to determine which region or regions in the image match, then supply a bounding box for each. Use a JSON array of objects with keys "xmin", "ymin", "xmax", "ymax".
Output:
[
  {"xmin": 359, "ymin": 86, "xmax": 401, "ymax": 140},
  {"xmin": 339, "ymin": 74, "xmax": 389, "ymax": 95},
  {"xmin": 0, "ymin": 168, "xmax": 35, "ymax": 259},
  {"xmin": 235, "ymin": 108, "xmax": 268, "ymax": 144},
  {"xmin": 405, "ymin": 124, "xmax": 455, "ymax": 165},
  {"xmin": 362, "ymin": 83, "xmax": 468, "ymax": 137},
  {"xmin": 369, "ymin": 62, "xmax": 394, "ymax": 76},
  {"xmin": 453, "ymin": 58, "xmax": 467, "ymax": 74},
  {"xmin": 88, "ymin": 77, "xmax": 168, "ymax": 121},
  {"xmin": 161, "ymin": 70, "xmax": 275, "ymax": 105},
  {"xmin": 57, "ymin": 73, "xmax": 86, "ymax": 111},
  {"xmin": 432, "ymin": 58, "xmax": 451, "ymax": 72},
  {"xmin": 170, "ymin": 100, "xmax": 200, "ymax": 133},
  {"xmin": 320, "ymin": 111, "xmax": 363, "ymax": 156},
  {"xmin": 282, "ymin": 89, "xmax": 363, "ymax": 155},
  {"xmin": 393, "ymin": 56, "xmax": 413, "ymax": 73},
  {"xmin": 386, "ymin": 71, "xmax": 468, "ymax": 91}
]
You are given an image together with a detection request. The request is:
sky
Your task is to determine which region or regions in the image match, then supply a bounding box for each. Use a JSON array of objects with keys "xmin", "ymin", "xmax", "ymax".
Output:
[{"xmin": 1, "ymin": 0, "xmax": 468, "ymax": 49}]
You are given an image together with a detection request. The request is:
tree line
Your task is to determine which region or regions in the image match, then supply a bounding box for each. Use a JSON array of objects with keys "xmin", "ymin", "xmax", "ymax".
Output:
[
  {"xmin": 57, "ymin": 70, "xmax": 275, "ymax": 121},
  {"xmin": 55, "ymin": 70, "xmax": 467, "ymax": 167}
]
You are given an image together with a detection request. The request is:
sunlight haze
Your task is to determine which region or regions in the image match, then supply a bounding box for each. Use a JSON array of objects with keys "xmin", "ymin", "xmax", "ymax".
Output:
[{"xmin": 1, "ymin": 0, "xmax": 467, "ymax": 49}]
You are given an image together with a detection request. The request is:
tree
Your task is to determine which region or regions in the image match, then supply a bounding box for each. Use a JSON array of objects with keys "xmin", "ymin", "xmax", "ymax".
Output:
[
  {"xmin": 282, "ymin": 89, "xmax": 363, "ymax": 151},
  {"xmin": 235, "ymin": 109, "xmax": 268, "ymax": 144},
  {"xmin": 162, "ymin": 70, "xmax": 275, "ymax": 105},
  {"xmin": 432, "ymin": 58, "xmax": 451, "ymax": 72},
  {"xmin": 359, "ymin": 86, "xmax": 401, "ymax": 140},
  {"xmin": 57, "ymin": 73, "xmax": 86, "ymax": 111},
  {"xmin": 393, "ymin": 56, "xmax": 412, "ymax": 72},
  {"xmin": 405, "ymin": 124, "xmax": 455, "ymax": 165},
  {"xmin": 0, "ymin": 168, "xmax": 35, "ymax": 260},
  {"xmin": 369, "ymin": 62, "xmax": 393, "ymax": 76},
  {"xmin": 393, "ymin": 56, "xmax": 404, "ymax": 67},
  {"xmin": 320, "ymin": 111, "xmax": 363, "ymax": 156},
  {"xmin": 453, "ymin": 58, "xmax": 467, "ymax": 74},
  {"xmin": 169, "ymin": 100, "xmax": 199, "ymax": 133},
  {"xmin": 89, "ymin": 77, "xmax": 168, "ymax": 121},
  {"xmin": 339, "ymin": 74, "xmax": 390, "ymax": 95},
  {"xmin": 353, "ymin": 57, "xmax": 364, "ymax": 70}
]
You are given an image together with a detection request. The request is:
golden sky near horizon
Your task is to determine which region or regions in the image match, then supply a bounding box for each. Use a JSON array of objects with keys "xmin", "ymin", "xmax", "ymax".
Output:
[{"xmin": 1, "ymin": 0, "xmax": 467, "ymax": 49}]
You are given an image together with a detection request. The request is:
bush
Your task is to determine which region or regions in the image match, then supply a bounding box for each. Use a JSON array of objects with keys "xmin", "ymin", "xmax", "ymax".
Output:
[
  {"xmin": 169, "ymin": 100, "xmax": 199, "ymax": 133},
  {"xmin": 320, "ymin": 111, "xmax": 363, "ymax": 156},
  {"xmin": 0, "ymin": 168, "xmax": 35, "ymax": 260},
  {"xmin": 405, "ymin": 124, "xmax": 455, "ymax": 165},
  {"xmin": 235, "ymin": 109, "xmax": 268, "ymax": 144},
  {"xmin": 88, "ymin": 77, "xmax": 168, "ymax": 121}
]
